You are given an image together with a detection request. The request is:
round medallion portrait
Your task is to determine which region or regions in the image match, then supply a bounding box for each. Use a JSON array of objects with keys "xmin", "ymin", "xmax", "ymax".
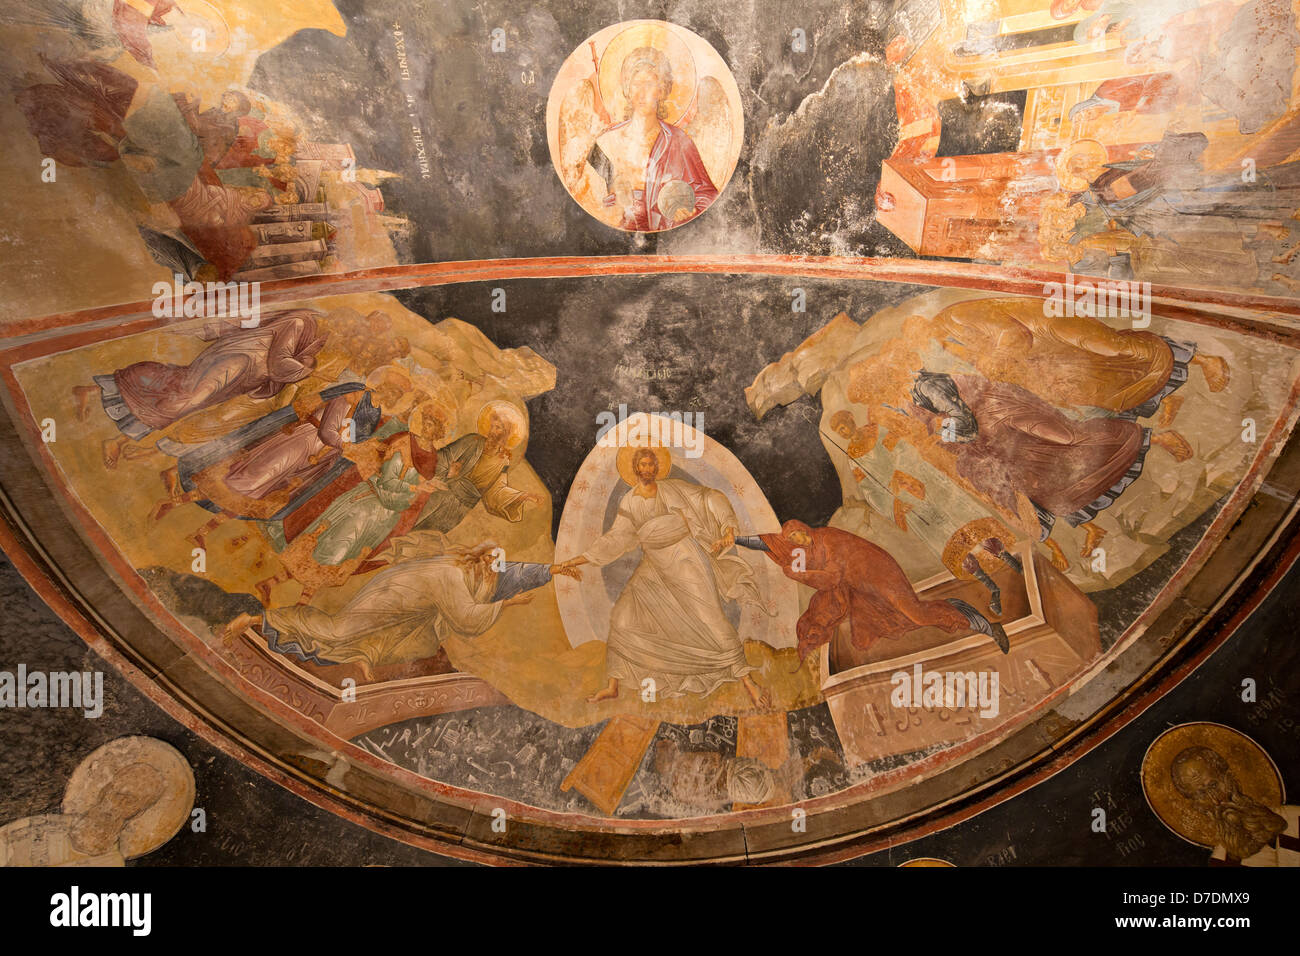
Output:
[{"xmin": 546, "ymin": 20, "xmax": 744, "ymax": 233}]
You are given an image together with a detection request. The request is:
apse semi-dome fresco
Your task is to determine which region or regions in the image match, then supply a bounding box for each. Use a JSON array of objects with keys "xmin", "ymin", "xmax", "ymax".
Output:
[{"xmin": 0, "ymin": 0, "xmax": 1299, "ymax": 871}]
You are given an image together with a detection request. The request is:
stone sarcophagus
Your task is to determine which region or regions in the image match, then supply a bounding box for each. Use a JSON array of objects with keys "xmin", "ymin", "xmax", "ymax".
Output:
[{"xmin": 820, "ymin": 542, "xmax": 1100, "ymax": 767}]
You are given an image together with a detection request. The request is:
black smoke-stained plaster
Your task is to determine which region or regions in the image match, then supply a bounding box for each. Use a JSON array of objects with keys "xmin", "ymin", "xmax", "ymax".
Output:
[
  {"xmin": 251, "ymin": 0, "xmax": 917, "ymax": 262},
  {"xmin": 395, "ymin": 274, "xmax": 933, "ymax": 536}
]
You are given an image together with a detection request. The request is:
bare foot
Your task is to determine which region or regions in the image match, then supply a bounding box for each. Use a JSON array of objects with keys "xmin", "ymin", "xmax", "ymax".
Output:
[
  {"xmin": 185, "ymin": 530, "xmax": 207, "ymax": 551},
  {"xmin": 1080, "ymin": 521, "xmax": 1107, "ymax": 559},
  {"xmin": 223, "ymin": 612, "xmax": 260, "ymax": 647},
  {"xmin": 1157, "ymin": 394, "xmax": 1185, "ymax": 428},
  {"xmin": 893, "ymin": 498, "xmax": 912, "ymax": 531},
  {"xmin": 1152, "ymin": 430, "xmax": 1193, "ymax": 463},
  {"xmin": 150, "ymin": 500, "xmax": 175, "ymax": 522},
  {"xmin": 1272, "ymin": 273, "xmax": 1300, "ymax": 293},
  {"xmin": 102, "ymin": 437, "xmax": 124, "ymax": 469},
  {"xmin": 73, "ymin": 385, "xmax": 98, "ymax": 422},
  {"xmin": 743, "ymin": 675, "xmax": 772, "ymax": 711},
  {"xmin": 1044, "ymin": 537, "xmax": 1069, "ymax": 573},
  {"xmin": 161, "ymin": 467, "xmax": 181, "ymax": 499},
  {"xmin": 1273, "ymin": 240, "xmax": 1300, "ymax": 265},
  {"xmin": 1192, "ymin": 354, "xmax": 1230, "ymax": 393},
  {"xmin": 587, "ymin": 679, "xmax": 619, "ymax": 703},
  {"xmin": 122, "ymin": 443, "xmax": 154, "ymax": 461}
]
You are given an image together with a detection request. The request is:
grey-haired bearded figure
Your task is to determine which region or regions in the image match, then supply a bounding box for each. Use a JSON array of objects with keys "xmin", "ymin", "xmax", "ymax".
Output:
[
  {"xmin": 227, "ymin": 543, "xmax": 579, "ymax": 681},
  {"xmin": 1171, "ymin": 746, "xmax": 1294, "ymax": 865}
]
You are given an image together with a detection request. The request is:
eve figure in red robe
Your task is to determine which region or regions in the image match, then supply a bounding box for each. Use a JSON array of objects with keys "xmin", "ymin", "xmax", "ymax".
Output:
[
  {"xmin": 723, "ymin": 520, "xmax": 1009, "ymax": 660},
  {"xmin": 587, "ymin": 45, "xmax": 718, "ymax": 232}
]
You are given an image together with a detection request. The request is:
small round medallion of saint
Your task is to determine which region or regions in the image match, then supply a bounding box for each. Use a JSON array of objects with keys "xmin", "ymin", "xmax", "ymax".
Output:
[{"xmin": 546, "ymin": 20, "xmax": 744, "ymax": 233}]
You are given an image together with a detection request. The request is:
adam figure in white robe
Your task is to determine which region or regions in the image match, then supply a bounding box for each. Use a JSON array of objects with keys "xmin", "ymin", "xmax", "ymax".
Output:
[
  {"xmin": 226, "ymin": 542, "xmax": 577, "ymax": 681},
  {"xmin": 559, "ymin": 447, "xmax": 771, "ymax": 707}
]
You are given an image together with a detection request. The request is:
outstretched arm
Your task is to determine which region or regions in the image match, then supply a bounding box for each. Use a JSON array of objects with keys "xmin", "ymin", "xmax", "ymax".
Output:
[
  {"xmin": 565, "ymin": 508, "xmax": 637, "ymax": 568},
  {"xmin": 731, "ymin": 532, "xmax": 838, "ymax": 587},
  {"xmin": 491, "ymin": 561, "xmax": 555, "ymax": 602}
]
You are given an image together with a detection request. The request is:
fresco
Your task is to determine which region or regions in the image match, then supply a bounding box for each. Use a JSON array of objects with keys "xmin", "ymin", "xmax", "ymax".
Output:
[
  {"xmin": 1142, "ymin": 723, "xmax": 1297, "ymax": 867},
  {"xmin": 0, "ymin": 0, "xmax": 1297, "ymax": 866},
  {"xmin": 0, "ymin": 737, "xmax": 194, "ymax": 868},
  {"xmin": 547, "ymin": 20, "xmax": 744, "ymax": 232}
]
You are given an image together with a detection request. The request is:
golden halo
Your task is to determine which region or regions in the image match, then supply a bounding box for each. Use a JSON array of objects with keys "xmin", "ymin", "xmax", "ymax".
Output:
[
  {"xmin": 598, "ymin": 22, "xmax": 697, "ymax": 126},
  {"xmin": 1055, "ymin": 139, "xmax": 1108, "ymax": 192},
  {"xmin": 898, "ymin": 858, "xmax": 956, "ymax": 867},
  {"xmin": 616, "ymin": 444, "xmax": 671, "ymax": 485},
  {"xmin": 409, "ymin": 400, "xmax": 448, "ymax": 440},
  {"xmin": 63, "ymin": 737, "xmax": 195, "ymax": 859},
  {"xmin": 1140, "ymin": 723, "xmax": 1284, "ymax": 849},
  {"xmin": 364, "ymin": 363, "xmax": 412, "ymax": 392},
  {"xmin": 477, "ymin": 400, "xmax": 527, "ymax": 449}
]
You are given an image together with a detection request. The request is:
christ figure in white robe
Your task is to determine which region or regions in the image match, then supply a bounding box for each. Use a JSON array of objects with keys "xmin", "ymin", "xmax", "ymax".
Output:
[{"xmin": 559, "ymin": 447, "xmax": 771, "ymax": 708}]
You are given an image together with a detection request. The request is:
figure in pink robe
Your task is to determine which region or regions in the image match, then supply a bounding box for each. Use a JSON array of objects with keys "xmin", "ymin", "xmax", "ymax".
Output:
[
  {"xmin": 92, "ymin": 309, "xmax": 327, "ymax": 441},
  {"xmin": 223, "ymin": 391, "xmax": 355, "ymax": 500}
]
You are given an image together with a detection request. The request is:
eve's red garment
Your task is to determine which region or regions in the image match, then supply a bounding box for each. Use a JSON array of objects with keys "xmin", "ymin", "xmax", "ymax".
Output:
[{"xmin": 758, "ymin": 520, "xmax": 969, "ymax": 660}]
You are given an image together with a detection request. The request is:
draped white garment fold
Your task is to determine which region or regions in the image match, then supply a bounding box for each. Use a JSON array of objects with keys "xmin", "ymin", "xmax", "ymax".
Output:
[{"xmin": 582, "ymin": 479, "xmax": 761, "ymax": 698}]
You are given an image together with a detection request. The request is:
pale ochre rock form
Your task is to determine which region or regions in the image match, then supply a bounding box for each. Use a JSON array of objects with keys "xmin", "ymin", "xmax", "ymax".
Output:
[{"xmin": 745, "ymin": 312, "xmax": 862, "ymax": 419}]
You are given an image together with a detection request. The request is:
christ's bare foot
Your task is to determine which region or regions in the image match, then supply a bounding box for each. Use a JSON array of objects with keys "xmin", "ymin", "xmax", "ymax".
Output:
[
  {"xmin": 587, "ymin": 679, "xmax": 619, "ymax": 703},
  {"xmin": 1158, "ymin": 394, "xmax": 1185, "ymax": 428},
  {"xmin": 73, "ymin": 385, "xmax": 98, "ymax": 422},
  {"xmin": 223, "ymin": 612, "xmax": 260, "ymax": 647},
  {"xmin": 1044, "ymin": 538, "xmax": 1069, "ymax": 572},
  {"xmin": 743, "ymin": 676, "xmax": 771, "ymax": 711}
]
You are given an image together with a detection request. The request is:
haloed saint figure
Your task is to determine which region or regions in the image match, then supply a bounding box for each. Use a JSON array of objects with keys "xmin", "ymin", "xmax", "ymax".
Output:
[
  {"xmin": 548, "ymin": 20, "xmax": 744, "ymax": 233},
  {"xmin": 592, "ymin": 47, "xmax": 716, "ymax": 231}
]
